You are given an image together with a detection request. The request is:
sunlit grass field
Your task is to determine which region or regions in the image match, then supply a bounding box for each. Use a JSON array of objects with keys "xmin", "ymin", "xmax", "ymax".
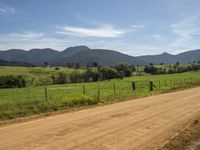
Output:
[
  {"xmin": 0, "ymin": 70, "xmax": 200, "ymax": 120},
  {"xmin": 0, "ymin": 66, "xmax": 84, "ymax": 86}
]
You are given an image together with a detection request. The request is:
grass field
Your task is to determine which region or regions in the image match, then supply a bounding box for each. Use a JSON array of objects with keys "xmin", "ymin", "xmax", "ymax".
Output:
[
  {"xmin": 0, "ymin": 66, "xmax": 84, "ymax": 86},
  {"xmin": 0, "ymin": 71, "xmax": 200, "ymax": 120}
]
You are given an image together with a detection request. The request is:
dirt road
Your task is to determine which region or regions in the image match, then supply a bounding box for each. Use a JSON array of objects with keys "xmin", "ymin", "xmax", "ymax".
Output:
[{"xmin": 1, "ymin": 87, "xmax": 200, "ymax": 150}]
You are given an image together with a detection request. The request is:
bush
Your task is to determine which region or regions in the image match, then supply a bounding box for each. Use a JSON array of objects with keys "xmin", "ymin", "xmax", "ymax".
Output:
[
  {"xmin": 0, "ymin": 75, "xmax": 26, "ymax": 88},
  {"xmin": 99, "ymin": 66, "xmax": 118, "ymax": 80},
  {"xmin": 115, "ymin": 63, "xmax": 133, "ymax": 77},
  {"xmin": 85, "ymin": 68, "xmax": 100, "ymax": 82},
  {"xmin": 70, "ymin": 70, "xmax": 84, "ymax": 83},
  {"xmin": 53, "ymin": 73, "xmax": 70, "ymax": 84}
]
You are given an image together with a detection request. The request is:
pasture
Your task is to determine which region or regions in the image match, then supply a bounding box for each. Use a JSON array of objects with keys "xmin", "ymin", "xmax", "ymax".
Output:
[
  {"xmin": 0, "ymin": 66, "xmax": 84, "ymax": 86},
  {"xmin": 0, "ymin": 71, "xmax": 200, "ymax": 120}
]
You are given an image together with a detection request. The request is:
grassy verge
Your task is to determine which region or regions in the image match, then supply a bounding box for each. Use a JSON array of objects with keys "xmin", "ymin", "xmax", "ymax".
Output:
[{"xmin": 0, "ymin": 71, "xmax": 200, "ymax": 121}]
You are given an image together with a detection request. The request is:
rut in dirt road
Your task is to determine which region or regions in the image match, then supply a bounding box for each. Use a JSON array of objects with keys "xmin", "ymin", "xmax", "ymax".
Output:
[{"xmin": 0, "ymin": 87, "xmax": 200, "ymax": 150}]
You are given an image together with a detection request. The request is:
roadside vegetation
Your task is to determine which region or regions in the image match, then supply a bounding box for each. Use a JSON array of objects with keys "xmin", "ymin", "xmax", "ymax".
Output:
[
  {"xmin": 0, "ymin": 61, "xmax": 200, "ymax": 120},
  {"xmin": 0, "ymin": 69, "xmax": 200, "ymax": 120}
]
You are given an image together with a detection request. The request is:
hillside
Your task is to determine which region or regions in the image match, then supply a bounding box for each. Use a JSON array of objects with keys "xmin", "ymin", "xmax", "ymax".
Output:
[
  {"xmin": 0, "ymin": 46, "xmax": 145, "ymax": 66},
  {"xmin": 54, "ymin": 48, "xmax": 144, "ymax": 66},
  {"xmin": 0, "ymin": 46, "xmax": 200, "ymax": 66},
  {"xmin": 137, "ymin": 49, "xmax": 200, "ymax": 64},
  {"xmin": 0, "ymin": 59, "xmax": 32, "ymax": 67}
]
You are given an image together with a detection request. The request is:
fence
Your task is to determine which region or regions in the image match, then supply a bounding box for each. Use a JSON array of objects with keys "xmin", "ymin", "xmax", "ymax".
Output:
[
  {"xmin": 0, "ymin": 76, "xmax": 200, "ymax": 119},
  {"xmin": 1, "ymin": 77, "xmax": 200, "ymax": 104}
]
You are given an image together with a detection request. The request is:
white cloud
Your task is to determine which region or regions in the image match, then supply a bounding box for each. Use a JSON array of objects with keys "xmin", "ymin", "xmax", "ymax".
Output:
[
  {"xmin": 0, "ymin": 4, "xmax": 15, "ymax": 15},
  {"xmin": 169, "ymin": 14, "xmax": 200, "ymax": 52},
  {"xmin": 130, "ymin": 24, "xmax": 144, "ymax": 31},
  {"xmin": 152, "ymin": 34, "xmax": 166, "ymax": 41},
  {"xmin": 0, "ymin": 32, "xmax": 43, "ymax": 40},
  {"xmin": 0, "ymin": 32, "xmax": 71, "ymax": 50},
  {"xmin": 56, "ymin": 24, "xmax": 127, "ymax": 38}
]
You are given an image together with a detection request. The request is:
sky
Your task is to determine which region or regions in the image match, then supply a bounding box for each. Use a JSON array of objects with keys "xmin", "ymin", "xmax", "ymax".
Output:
[{"xmin": 0, "ymin": 0, "xmax": 200, "ymax": 56}]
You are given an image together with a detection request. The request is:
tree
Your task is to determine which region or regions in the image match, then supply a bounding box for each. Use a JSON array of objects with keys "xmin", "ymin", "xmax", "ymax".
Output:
[
  {"xmin": 85, "ymin": 68, "xmax": 100, "ymax": 81},
  {"xmin": 160, "ymin": 62, "xmax": 164, "ymax": 65},
  {"xmin": 66, "ymin": 62, "xmax": 74, "ymax": 68},
  {"xmin": 173, "ymin": 62, "xmax": 180, "ymax": 71},
  {"xmin": 144, "ymin": 65, "xmax": 158, "ymax": 74},
  {"xmin": 70, "ymin": 70, "xmax": 84, "ymax": 83},
  {"xmin": 93, "ymin": 62, "xmax": 98, "ymax": 67},
  {"xmin": 115, "ymin": 63, "xmax": 133, "ymax": 77},
  {"xmin": 198, "ymin": 60, "xmax": 200, "ymax": 65},
  {"xmin": 150, "ymin": 62, "xmax": 154, "ymax": 66},
  {"xmin": 53, "ymin": 73, "xmax": 69, "ymax": 84},
  {"xmin": 75, "ymin": 63, "xmax": 80, "ymax": 69},
  {"xmin": 0, "ymin": 75, "xmax": 26, "ymax": 88},
  {"xmin": 99, "ymin": 66, "xmax": 117, "ymax": 80},
  {"xmin": 44, "ymin": 62, "xmax": 48, "ymax": 67}
]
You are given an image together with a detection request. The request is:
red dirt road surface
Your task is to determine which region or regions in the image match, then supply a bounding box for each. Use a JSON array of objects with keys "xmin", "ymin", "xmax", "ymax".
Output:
[{"xmin": 0, "ymin": 87, "xmax": 200, "ymax": 150}]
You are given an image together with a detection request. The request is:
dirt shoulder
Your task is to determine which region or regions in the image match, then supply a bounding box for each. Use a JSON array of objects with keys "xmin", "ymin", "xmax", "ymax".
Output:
[{"xmin": 162, "ymin": 117, "xmax": 200, "ymax": 150}]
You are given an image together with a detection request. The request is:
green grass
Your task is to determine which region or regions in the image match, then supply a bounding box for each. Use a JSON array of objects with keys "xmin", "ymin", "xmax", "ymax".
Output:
[
  {"xmin": 0, "ymin": 66, "xmax": 84, "ymax": 86},
  {"xmin": 0, "ymin": 71, "xmax": 200, "ymax": 120}
]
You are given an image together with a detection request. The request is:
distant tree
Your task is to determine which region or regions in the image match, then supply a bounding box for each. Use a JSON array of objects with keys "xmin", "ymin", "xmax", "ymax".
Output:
[
  {"xmin": 70, "ymin": 70, "xmax": 84, "ymax": 83},
  {"xmin": 75, "ymin": 63, "xmax": 80, "ymax": 69},
  {"xmin": 85, "ymin": 68, "xmax": 100, "ymax": 81},
  {"xmin": 93, "ymin": 62, "xmax": 98, "ymax": 67},
  {"xmin": 173, "ymin": 62, "xmax": 180, "ymax": 71},
  {"xmin": 150, "ymin": 62, "xmax": 154, "ymax": 66},
  {"xmin": 136, "ymin": 65, "xmax": 140, "ymax": 74},
  {"xmin": 160, "ymin": 62, "xmax": 164, "ymax": 65},
  {"xmin": 129, "ymin": 65, "xmax": 136, "ymax": 72},
  {"xmin": 53, "ymin": 73, "xmax": 69, "ymax": 84},
  {"xmin": 0, "ymin": 75, "xmax": 26, "ymax": 88},
  {"xmin": 86, "ymin": 62, "xmax": 91, "ymax": 68},
  {"xmin": 144, "ymin": 65, "xmax": 158, "ymax": 74},
  {"xmin": 54, "ymin": 67, "xmax": 60, "ymax": 70},
  {"xmin": 115, "ymin": 63, "xmax": 133, "ymax": 77},
  {"xmin": 198, "ymin": 60, "xmax": 200, "ymax": 65},
  {"xmin": 44, "ymin": 62, "xmax": 48, "ymax": 67},
  {"xmin": 99, "ymin": 66, "xmax": 118, "ymax": 80},
  {"xmin": 66, "ymin": 62, "xmax": 74, "ymax": 68}
]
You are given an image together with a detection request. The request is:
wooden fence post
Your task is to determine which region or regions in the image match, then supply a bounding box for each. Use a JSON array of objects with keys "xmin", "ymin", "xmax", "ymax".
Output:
[
  {"xmin": 113, "ymin": 83, "xmax": 116, "ymax": 97},
  {"xmin": 158, "ymin": 80, "xmax": 161, "ymax": 88},
  {"xmin": 83, "ymin": 84, "xmax": 86, "ymax": 95},
  {"xmin": 44, "ymin": 87, "xmax": 48, "ymax": 101},
  {"xmin": 97, "ymin": 82, "xmax": 100, "ymax": 103},
  {"xmin": 149, "ymin": 81, "xmax": 155, "ymax": 92},
  {"xmin": 170, "ymin": 80, "xmax": 172, "ymax": 87},
  {"xmin": 131, "ymin": 81, "xmax": 136, "ymax": 95},
  {"xmin": 164, "ymin": 80, "xmax": 167, "ymax": 87}
]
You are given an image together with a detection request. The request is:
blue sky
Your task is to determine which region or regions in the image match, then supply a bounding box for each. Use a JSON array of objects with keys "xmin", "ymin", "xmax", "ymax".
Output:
[{"xmin": 0, "ymin": 0, "xmax": 200, "ymax": 56}]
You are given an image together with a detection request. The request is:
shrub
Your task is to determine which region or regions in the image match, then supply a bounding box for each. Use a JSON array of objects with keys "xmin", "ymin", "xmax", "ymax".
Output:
[
  {"xmin": 115, "ymin": 63, "xmax": 133, "ymax": 77},
  {"xmin": 99, "ymin": 66, "xmax": 118, "ymax": 80},
  {"xmin": 0, "ymin": 75, "xmax": 26, "ymax": 88},
  {"xmin": 85, "ymin": 68, "xmax": 100, "ymax": 82},
  {"xmin": 70, "ymin": 70, "xmax": 84, "ymax": 83},
  {"xmin": 53, "ymin": 73, "xmax": 70, "ymax": 84}
]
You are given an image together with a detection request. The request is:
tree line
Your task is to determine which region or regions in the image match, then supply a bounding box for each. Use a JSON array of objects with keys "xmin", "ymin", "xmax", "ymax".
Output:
[
  {"xmin": 53, "ymin": 63, "xmax": 135, "ymax": 84},
  {"xmin": 144, "ymin": 61, "xmax": 200, "ymax": 75}
]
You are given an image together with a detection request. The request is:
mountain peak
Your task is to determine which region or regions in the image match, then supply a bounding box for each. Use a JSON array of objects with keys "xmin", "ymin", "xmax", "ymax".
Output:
[
  {"xmin": 161, "ymin": 52, "xmax": 171, "ymax": 55},
  {"xmin": 61, "ymin": 45, "xmax": 90, "ymax": 57},
  {"xmin": 64, "ymin": 45, "xmax": 90, "ymax": 51}
]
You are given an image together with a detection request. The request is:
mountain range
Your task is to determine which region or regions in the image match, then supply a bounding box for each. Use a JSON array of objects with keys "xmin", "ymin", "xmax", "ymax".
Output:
[{"xmin": 0, "ymin": 46, "xmax": 200, "ymax": 66}]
